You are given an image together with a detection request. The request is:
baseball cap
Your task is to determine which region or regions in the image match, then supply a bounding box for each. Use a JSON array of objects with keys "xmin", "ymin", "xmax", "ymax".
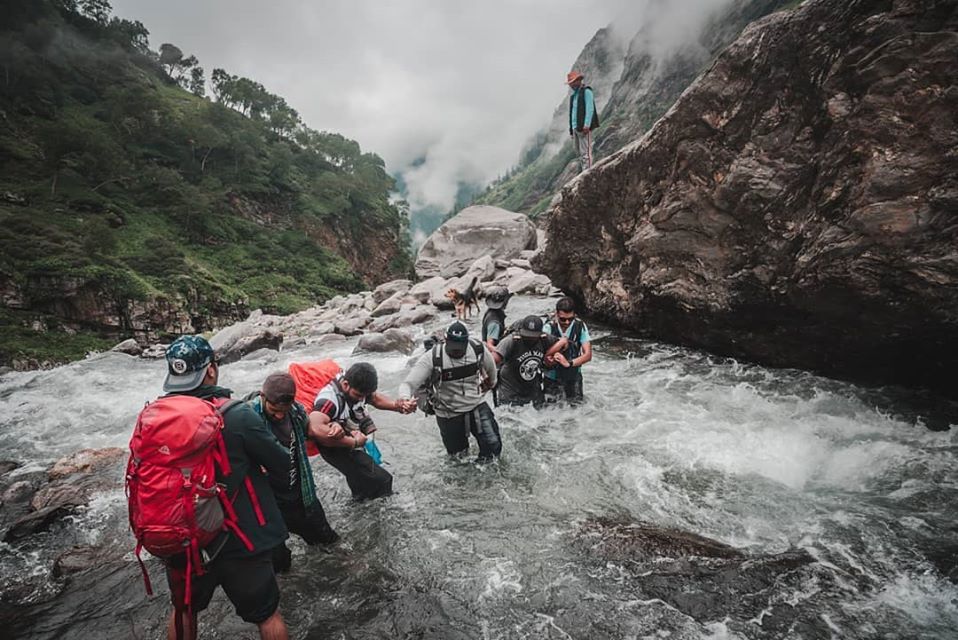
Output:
[
  {"xmin": 163, "ymin": 335, "xmax": 216, "ymax": 392},
  {"xmin": 444, "ymin": 321, "xmax": 469, "ymax": 358},
  {"xmin": 518, "ymin": 315, "xmax": 544, "ymax": 339},
  {"xmin": 262, "ymin": 372, "xmax": 296, "ymax": 404}
]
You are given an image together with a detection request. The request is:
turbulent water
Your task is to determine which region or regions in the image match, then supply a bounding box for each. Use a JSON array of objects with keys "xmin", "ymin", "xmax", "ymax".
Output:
[{"xmin": 1, "ymin": 295, "xmax": 957, "ymax": 639}]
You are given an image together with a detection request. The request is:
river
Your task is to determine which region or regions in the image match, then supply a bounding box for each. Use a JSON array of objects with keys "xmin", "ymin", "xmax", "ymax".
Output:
[{"xmin": 1, "ymin": 294, "xmax": 956, "ymax": 639}]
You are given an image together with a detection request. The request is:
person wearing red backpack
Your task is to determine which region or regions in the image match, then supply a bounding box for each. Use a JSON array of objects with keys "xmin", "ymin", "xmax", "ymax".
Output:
[{"xmin": 142, "ymin": 335, "xmax": 291, "ymax": 640}]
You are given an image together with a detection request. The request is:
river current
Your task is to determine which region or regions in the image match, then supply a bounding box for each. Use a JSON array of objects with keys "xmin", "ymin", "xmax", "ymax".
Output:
[{"xmin": 1, "ymin": 295, "xmax": 956, "ymax": 639}]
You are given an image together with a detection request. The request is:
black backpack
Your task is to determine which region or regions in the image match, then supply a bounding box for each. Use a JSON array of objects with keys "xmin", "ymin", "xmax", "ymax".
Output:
[
  {"xmin": 549, "ymin": 317, "xmax": 584, "ymax": 380},
  {"xmin": 415, "ymin": 339, "xmax": 485, "ymax": 415}
]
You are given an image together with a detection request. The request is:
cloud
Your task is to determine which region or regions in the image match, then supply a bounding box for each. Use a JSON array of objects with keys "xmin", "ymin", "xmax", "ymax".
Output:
[{"xmin": 111, "ymin": 0, "xmax": 731, "ymax": 212}]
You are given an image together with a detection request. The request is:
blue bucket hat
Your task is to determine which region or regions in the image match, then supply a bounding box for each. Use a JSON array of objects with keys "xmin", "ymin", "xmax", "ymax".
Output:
[{"xmin": 163, "ymin": 335, "xmax": 216, "ymax": 392}]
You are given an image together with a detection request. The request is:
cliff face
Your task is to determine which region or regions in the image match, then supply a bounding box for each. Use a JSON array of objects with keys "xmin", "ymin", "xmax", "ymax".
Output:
[
  {"xmin": 477, "ymin": 0, "xmax": 792, "ymax": 215},
  {"xmin": 0, "ymin": 0, "xmax": 411, "ymax": 367},
  {"xmin": 539, "ymin": 0, "xmax": 958, "ymax": 396}
]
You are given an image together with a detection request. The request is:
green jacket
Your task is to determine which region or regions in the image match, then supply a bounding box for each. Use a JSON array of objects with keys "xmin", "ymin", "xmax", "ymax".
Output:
[{"xmin": 177, "ymin": 385, "xmax": 289, "ymax": 557}]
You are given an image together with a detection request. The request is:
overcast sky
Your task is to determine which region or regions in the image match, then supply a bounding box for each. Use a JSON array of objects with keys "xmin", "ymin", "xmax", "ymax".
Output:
[
  {"xmin": 107, "ymin": 0, "xmax": 643, "ymax": 211},
  {"xmin": 110, "ymin": 0, "xmax": 737, "ymax": 217}
]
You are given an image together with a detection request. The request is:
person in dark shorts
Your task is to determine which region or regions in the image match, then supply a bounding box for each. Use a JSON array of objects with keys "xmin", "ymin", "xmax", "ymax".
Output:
[
  {"xmin": 160, "ymin": 335, "xmax": 290, "ymax": 640},
  {"xmin": 307, "ymin": 362, "xmax": 415, "ymax": 500},
  {"xmin": 248, "ymin": 372, "xmax": 340, "ymax": 573},
  {"xmin": 493, "ymin": 315, "xmax": 567, "ymax": 408}
]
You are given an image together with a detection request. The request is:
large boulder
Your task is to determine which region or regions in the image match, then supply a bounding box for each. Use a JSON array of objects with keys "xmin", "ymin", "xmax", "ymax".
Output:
[
  {"xmin": 415, "ymin": 205, "xmax": 537, "ymax": 279},
  {"xmin": 353, "ymin": 329, "xmax": 416, "ymax": 355},
  {"xmin": 539, "ymin": 0, "xmax": 958, "ymax": 397}
]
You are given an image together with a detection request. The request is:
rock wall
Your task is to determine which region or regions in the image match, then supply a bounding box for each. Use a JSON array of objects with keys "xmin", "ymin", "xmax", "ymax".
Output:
[{"xmin": 539, "ymin": 0, "xmax": 958, "ymax": 396}]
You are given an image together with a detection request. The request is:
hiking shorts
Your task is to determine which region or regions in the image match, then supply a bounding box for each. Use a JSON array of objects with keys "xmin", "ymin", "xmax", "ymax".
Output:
[
  {"xmin": 166, "ymin": 550, "xmax": 280, "ymax": 624},
  {"xmin": 435, "ymin": 402, "xmax": 502, "ymax": 460}
]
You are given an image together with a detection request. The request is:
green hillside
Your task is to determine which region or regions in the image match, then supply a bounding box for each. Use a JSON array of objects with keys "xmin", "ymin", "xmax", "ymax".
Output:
[{"xmin": 0, "ymin": 0, "xmax": 412, "ymax": 367}]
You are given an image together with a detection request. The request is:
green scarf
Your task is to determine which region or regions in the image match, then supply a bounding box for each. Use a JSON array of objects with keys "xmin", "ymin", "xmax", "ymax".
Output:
[{"xmin": 248, "ymin": 396, "xmax": 318, "ymax": 509}]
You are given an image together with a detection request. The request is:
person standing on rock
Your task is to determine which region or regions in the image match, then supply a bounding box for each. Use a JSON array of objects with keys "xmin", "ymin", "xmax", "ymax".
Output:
[
  {"xmin": 307, "ymin": 362, "xmax": 415, "ymax": 500},
  {"xmin": 568, "ymin": 70, "xmax": 599, "ymax": 172},
  {"xmin": 400, "ymin": 321, "xmax": 502, "ymax": 461},
  {"xmin": 542, "ymin": 297, "xmax": 592, "ymax": 404},
  {"xmin": 156, "ymin": 336, "xmax": 291, "ymax": 640},
  {"xmin": 493, "ymin": 315, "xmax": 567, "ymax": 408},
  {"xmin": 247, "ymin": 372, "xmax": 340, "ymax": 574}
]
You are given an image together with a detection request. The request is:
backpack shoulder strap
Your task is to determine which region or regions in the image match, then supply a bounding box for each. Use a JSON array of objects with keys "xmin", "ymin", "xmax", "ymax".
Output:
[
  {"xmin": 549, "ymin": 319, "xmax": 560, "ymax": 338},
  {"xmin": 569, "ymin": 319, "xmax": 583, "ymax": 345},
  {"xmin": 216, "ymin": 398, "xmax": 244, "ymax": 416},
  {"xmin": 471, "ymin": 339, "xmax": 483, "ymax": 359}
]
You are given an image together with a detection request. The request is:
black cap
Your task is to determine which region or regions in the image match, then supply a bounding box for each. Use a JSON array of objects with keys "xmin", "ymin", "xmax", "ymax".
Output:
[
  {"xmin": 518, "ymin": 315, "xmax": 543, "ymax": 338},
  {"xmin": 445, "ymin": 321, "xmax": 469, "ymax": 358}
]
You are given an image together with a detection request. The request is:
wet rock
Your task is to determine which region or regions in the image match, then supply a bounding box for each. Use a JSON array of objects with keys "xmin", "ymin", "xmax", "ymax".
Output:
[
  {"xmin": 2, "ymin": 480, "xmax": 36, "ymax": 504},
  {"xmin": 109, "ymin": 338, "xmax": 141, "ymax": 356},
  {"xmin": 0, "ymin": 460, "xmax": 20, "ymax": 477},
  {"xmin": 409, "ymin": 276, "xmax": 448, "ymax": 305},
  {"xmin": 48, "ymin": 448, "xmax": 125, "ymax": 479},
  {"xmin": 334, "ymin": 314, "xmax": 370, "ymax": 337},
  {"xmin": 372, "ymin": 279, "xmax": 413, "ymax": 304},
  {"xmin": 371, "ymin": 291, "xmax": 407, "ymax": 318},
  {"xmin": 507, "ymin": 270, "xmax": 552, "ymax": 295},
  {"xmin": 310, "ymin": 333, "xmax": 347, "ymax": 347},
  {"xmin": 466, "ymin": 255, "xmax": 497, "ymax": 283},
  {"xmin": 52, "ymin": 545, "xmax": 120, "ymax": 579},
  {"xmin": 211, "ymin": 317, "xmax": 284, "ymax": 365},
  {"xmin": 3, "ymin": 449, "xmax": 124, "ymax": 542},
  {"xmin": 541, "ymin": 0, "xmax": 958, "ymax": 397},
  {"xmin": 306, "ymin": 321, "xmax": 336, "ymax": 337},
  {"xmin": 139, "ymin": 343, "xmax": 168, "ymax": 359},
  {"xmin": 415, "ymin": 205, "xmax": 537, "ymax": 279},
  {"xmin": 577, "ymin": 517, "xmax": 743, "ymax": 562},
  {"xmin": 354, "ymin": 329, "xmax": 416, "ymax": 355},
  {"xmin": 574, "ymin": 517, "xmax": 819, "ymax": 625}
]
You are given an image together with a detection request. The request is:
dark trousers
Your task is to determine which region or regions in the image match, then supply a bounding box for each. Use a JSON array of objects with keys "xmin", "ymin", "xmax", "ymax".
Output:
[
  {"xmin": 272, "ymin": 500, "xmax": 340, "ymax": 572},
  {"xmin": 544, "ymin": 371, "xmax": 584, "ymax": 403},
  {"xmin": 435, "ymin": 402, "xmax": 502, "ymax": 461},
  {"xmin": 319, "ymin": 446, "xmax": 393, "ymax": 501}
]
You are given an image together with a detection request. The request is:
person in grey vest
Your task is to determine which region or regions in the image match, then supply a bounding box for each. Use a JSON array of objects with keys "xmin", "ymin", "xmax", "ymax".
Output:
[
  {"xmin": 400, "ymin": 321, "xmax": 501, "ymax": 462},
  {"xmin": 568, "ymin": 70, "xmax": 599, "ymax": 172}
]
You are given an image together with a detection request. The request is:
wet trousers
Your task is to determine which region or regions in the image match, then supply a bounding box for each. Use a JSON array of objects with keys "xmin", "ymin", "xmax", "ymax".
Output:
[{"xmin": 435, "ymin": 401, "xmax": 502, "ymax": 461}]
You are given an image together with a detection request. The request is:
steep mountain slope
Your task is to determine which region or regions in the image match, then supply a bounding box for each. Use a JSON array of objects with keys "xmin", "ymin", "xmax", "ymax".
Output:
[
  {"xmin": 475, "ymin": 0, "xmax": 793, "ymax": 216},
  {"xmin": 0, "ymin": 0, "xmax": 412, "ymax": 367}
]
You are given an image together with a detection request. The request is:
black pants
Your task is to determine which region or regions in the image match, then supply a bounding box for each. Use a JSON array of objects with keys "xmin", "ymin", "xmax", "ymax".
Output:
[
  {"xmin": 497, "ymin": 387, "xmax": 544, "ymax": 409},
  {"xmin": 319, "ymin": 446, "xmax": 393, "ymax": 500},
  {"xmin": 435, "ymin": 402, "xmax": 502, "ymax": 461},
  {"xmin": 544, "ymin": 372, "xmax": 584, "ymax": 403},
  {"xmin": 272, "ymin": 500, "xmax": 340, "ymax": 573},
  {"xmin": 165, "ymin": 550, "xmax": 279, "ymax": 624}
]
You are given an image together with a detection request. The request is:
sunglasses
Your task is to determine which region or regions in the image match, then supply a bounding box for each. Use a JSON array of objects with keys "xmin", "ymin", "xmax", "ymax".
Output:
[{"xmin": 556, "ymin": 316, "xmax": 575, "ymax": 325}]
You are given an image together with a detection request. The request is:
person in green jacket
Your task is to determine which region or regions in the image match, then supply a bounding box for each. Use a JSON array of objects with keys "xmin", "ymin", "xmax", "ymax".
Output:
[
  {"xmin": 161, "ymin": 335, "xmax": 290, "ymax": 640},
  {"xmin": 248, "ymin": 372, "xmax": 340, "ymax": 573}
]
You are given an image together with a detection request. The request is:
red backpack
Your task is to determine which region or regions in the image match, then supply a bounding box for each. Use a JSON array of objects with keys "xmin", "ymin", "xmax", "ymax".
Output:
[
  {"xmin": 126, "ymin": 395, "xmax": 262, "ymax": 609},
  {"xmin": 288, "ymin": 360, "xmax": 342, "ymax": 456}
]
